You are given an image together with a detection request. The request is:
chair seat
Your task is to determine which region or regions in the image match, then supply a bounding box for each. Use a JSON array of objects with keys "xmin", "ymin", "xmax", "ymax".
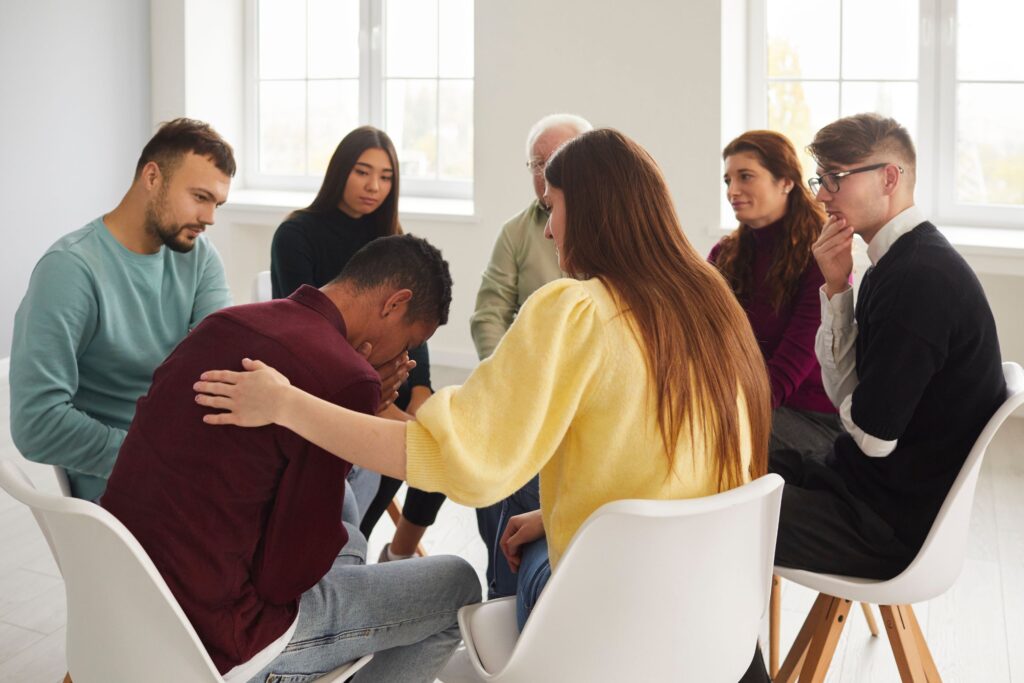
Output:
[{"xmin": 775, "ymin": 566, "xmax": 911, "ymax": 606}]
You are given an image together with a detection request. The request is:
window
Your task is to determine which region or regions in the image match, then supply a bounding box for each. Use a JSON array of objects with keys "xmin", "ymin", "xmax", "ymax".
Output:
[
  {"xmin": 247, "ymin": 0, "xmax": 474, "ymax": 199},
  {"xmin": 747, "ymin": 0, "xmax": 1024, "ymax": 228}
]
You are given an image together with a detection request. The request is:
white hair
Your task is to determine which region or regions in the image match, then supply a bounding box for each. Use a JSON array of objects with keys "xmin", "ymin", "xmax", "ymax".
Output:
[{"xmin": 525, "ymin": 113, "xmax": 593, "ymax": 159}]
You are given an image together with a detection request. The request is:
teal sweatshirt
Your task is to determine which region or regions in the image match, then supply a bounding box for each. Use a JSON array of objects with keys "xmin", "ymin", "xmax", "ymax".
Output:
[{"xmin": 10, "ymin": 217, "xmax": 231, "ymax": 501}]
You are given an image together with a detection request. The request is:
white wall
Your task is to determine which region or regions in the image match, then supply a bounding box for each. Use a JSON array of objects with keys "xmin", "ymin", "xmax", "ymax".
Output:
[
  {"xmin": 205, "ymin": 0, "xmax": 728, "ymax": 366},
  {"xmin": 15, "ymin": 1, "xmax": 1019, "ymax": 369},
  {"xmin": 0, "ymin": 0, "xmax": 151, "ymax": 357}
]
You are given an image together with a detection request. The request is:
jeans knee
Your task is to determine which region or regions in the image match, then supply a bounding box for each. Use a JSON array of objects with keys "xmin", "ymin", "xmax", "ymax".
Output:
[{"xmin": 439, "ymin": 555, "xmax": 482, "ymax": 607}]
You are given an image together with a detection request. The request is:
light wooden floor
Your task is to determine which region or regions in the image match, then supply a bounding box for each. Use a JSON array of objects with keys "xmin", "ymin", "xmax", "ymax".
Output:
[{"xmin": 0, "ymin": 367, "xmax": 1022, "ymax": 682}]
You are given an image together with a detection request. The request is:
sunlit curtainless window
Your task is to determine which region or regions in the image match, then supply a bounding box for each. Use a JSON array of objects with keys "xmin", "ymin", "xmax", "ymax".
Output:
[
  {"xmin": 748, "ymin": 0, "xmax": 1024, "ymax": 228},
  {"xmin": 247, "ymin": 0, "xmax": 474, "ymax": 200}
]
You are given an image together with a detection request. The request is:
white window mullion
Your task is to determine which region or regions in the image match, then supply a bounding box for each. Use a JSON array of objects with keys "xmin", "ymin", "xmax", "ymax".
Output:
[
  {"xmin": 935, "ymin": 0, "xmax": 958, "ymax": 223},
  {"xmin": 243, "ymin": 0, "xmax": 260, "ymax": 187},
  {"xmin": 915, "ymin": 0, "xmax": 940, "ymax": 217},
  {"xmin": 366, "ymin": 0, "xmax": 384, "ymax": 128},
  {"xmin": 747, "ymin": 0, "xmax": 767, "ymax": 130}
]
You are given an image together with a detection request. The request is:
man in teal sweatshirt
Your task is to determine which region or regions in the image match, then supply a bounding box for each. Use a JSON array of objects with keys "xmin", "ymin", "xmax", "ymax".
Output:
[{"xmin": 10, "ymin": 118, "xmax": 235, "ymax": 501}]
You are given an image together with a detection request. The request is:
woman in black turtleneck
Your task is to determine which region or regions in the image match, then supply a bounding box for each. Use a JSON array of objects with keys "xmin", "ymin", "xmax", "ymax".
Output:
[{"xmin": 270, "ymin": 126, "xmax": 445, "ymax": 562}]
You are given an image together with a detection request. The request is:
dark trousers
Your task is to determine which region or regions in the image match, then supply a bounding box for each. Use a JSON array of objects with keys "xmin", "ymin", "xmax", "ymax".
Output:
[
  {"xmin": 359, "ymin": 477, "xmax": 447, "ymax": 538},
  {"xmin": 771, "ymin": 449, "xmax": 915, "ymax": 580}
]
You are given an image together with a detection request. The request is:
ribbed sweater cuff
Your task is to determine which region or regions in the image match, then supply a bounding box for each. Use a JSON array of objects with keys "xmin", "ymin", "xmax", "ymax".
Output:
[{"xmin": 405, "ymin": 421, "xmax": 446, "ymax": 493}]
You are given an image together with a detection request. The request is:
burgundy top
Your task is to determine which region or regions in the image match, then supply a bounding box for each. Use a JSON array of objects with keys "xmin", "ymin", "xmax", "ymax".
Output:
[
  {"xmin": 709, "ymin": 219, "xmax": 836, "ymax": 413},
  {"xmin": 102, "ymin": 286, "xmax": 380, "ymax": 673}
]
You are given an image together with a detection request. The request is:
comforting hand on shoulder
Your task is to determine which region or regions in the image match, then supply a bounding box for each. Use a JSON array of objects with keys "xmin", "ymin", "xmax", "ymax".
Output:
[{"xmin": 194, "ymin": 358, "xmax": 292, "ymax": 427}]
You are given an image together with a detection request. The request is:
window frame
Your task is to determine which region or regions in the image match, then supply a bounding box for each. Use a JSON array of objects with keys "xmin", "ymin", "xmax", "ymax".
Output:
[
  {"xmin": 745, "ymin": 0, "xmax": 1024, "ymax": 230},
  {"xmin": 243, "ymin": 0, "xmax": 473, "ymax": 200}
]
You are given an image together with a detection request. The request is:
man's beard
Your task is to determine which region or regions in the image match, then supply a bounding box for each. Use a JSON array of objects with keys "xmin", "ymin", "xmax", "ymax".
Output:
[{"xmin": 144, "ymin": 188, "xmax": 203, "ymax": 253}]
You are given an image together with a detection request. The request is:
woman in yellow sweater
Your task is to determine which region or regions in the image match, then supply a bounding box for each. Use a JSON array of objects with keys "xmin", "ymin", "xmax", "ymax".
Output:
[{"xmin": 195, "ymin": 129, "xmax": 771, "ymax": 632}]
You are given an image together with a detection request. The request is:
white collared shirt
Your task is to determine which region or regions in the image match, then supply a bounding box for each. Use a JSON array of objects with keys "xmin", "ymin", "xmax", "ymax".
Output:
[{"xmin": 814, "ymin": 205, "xmax": 926, "ymax": 457}]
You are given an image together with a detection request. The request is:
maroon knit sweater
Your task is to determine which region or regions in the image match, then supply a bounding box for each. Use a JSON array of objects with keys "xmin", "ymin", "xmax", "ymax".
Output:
[
  {"xmin": 710, "ymin": 219, "xmax": 836, "ymax": 413},
  {"xmin": 103, "ymin": 286, "xmax": 380, "ymax": 673}
]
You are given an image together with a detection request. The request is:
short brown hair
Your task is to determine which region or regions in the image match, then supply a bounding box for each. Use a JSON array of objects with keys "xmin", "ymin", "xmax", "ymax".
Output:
[
  {"xmin": 134, "ymin": 118, "xmax": 236, "ymax": 179},
  {"xmin": 807, "ymin": 113, "xmax": 916, "ymax": 179}
]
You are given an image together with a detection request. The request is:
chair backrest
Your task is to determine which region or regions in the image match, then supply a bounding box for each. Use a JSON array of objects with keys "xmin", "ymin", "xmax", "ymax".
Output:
[
  {"xmin": 880, "ymin": 361, "xmax": 1024, "ymax": 604},
  {"xmin": 252, "ymin": 270, "xmax": 272, "ymax": 303},
  {"xmin": 52, "ymin": 465, "xmax": 72, "ymax": 496},
  {"xmin": 483, "ymin": 474, "xmax": 784, "ymax": 683},
  {"xmin": 0, "ymin": 459, "xmax": 225, "ymax": 683}
]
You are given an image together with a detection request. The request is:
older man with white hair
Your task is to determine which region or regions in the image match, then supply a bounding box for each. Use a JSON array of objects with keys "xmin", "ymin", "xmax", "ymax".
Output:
[
  {"xmin": 470, "ymin": 113, "xmax": 591, "ymax": 600},
  {"xmin": 470, "ymin": 113, "xmax": 592, "ymax": 359}
]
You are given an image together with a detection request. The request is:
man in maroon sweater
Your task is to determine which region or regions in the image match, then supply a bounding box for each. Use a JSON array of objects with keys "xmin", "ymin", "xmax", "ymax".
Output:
[{"xmin": 103, "ymin": 235, "xmax": 480, "ymax": 681}]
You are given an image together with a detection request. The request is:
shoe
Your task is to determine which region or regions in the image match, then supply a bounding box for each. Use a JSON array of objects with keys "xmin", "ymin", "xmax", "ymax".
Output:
[{"xmin": 377, "ymin": 543, "xmax": 415, "ymax": 563}]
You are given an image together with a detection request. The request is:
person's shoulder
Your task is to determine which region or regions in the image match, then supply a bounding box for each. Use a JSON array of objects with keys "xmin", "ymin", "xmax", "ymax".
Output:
[
  {"xmin": 708, "ymin": 237, "xmax": 727, "ymax": 263},
  {"xmin": 888, "ymin": 223, "xmax": 972, "ymax": 287},
  {"xmin": 32, "ymin": 220, "xmax": 108, "ymax": 281},
  {"xmin": 273, "ymin": 210, "xmax": 327, "ymax": 240},
  {"xmin": 501, "ymin": 201, "xmax": 546, "ymax": 234},
  {"xmin": 523, "ymin": 277, "xmax": 609, "ymax": 321},
  {"xmin": 43, "ymin": 218, "xmax": 106, "ymax": 258}
]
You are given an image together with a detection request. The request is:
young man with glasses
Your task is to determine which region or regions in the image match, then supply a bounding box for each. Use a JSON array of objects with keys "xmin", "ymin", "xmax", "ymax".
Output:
[{"xmin": 772, "ymin": 113, "xmax": 1004, "ymax": 579}]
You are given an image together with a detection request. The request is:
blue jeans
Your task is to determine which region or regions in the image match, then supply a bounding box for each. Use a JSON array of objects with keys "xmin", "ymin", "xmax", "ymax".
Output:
[
  {"xmin": 246, "ymin": 524, "xmax": 481, "ymax": 682},
  {"xmin": 475, "ymin": 476, "xmax": 550, "ymax": 630},
  {"xmin": 514, "ymin": 536, "xmax": 551, "ymax": 632},
  {"xmin": 345, "ymin": 465, "xmax": 381, "ymax": 524},
  {"xmin": 475, "ymin": 475, "xmax": 540, "ymax": 600}
]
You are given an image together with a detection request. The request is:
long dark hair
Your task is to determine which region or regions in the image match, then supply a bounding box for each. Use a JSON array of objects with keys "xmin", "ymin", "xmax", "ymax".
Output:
[
  {"xmin": 292, "ymin": 126, "xmax": 401, "ymax": 236},
  {"xmin": 545, "ymin": 129, "xmax": 771, "ymax": 490},
  {"xmin": 714, "ymin": 130, "xmax": 825, "ymax": 311}
]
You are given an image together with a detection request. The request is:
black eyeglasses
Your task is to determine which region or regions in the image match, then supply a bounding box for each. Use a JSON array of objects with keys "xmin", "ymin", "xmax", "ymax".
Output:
[{"xmin": 808, "ymin": 163, "xmax": 903, "ymax": 194}]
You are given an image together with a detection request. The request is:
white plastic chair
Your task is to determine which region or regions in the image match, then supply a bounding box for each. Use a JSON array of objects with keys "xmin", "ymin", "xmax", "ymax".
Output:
[
  {"xmin": 51, "ymin": 465, "xmax": 72, "ymax": 497},
  {"xmin": 440, "ymin": 474, "xmax": 785, "ymax": 683},
  {"xmin": 252, "ymin": 269, "xmax": 272, "ymax": 303},
  {"xmin": 773, "ymin": 361, "xmax": 1024, "ymax": 682},
  {"xmin": 0, "ymin": 459, "xmax": 372, "ymax": 683}
]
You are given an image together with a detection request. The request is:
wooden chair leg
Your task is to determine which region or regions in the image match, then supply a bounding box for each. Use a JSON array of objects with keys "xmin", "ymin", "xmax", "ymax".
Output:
[
  {"xmin": 904, "ymin": 605, "xmax": 941, "ymax": 682},
  {"xmin": 861, "ymin": 602, "xmax": 880, "ymax": 637},
  {"xmin": 386, "ymin": 498, "xmax": 402, "ymax": 524},
  {"xmin": 797, "ymin": 596, "xmax": 852, "ymax": 683},
  {"xmin": 774, "ymin": 592, "xmax": 832, "ymax": 683},
  {"xmin": 770, "ymin": 575, "xmax": 781, "ymax": 678},
  {"xmin": 880, "ymin": 604, "xmax": 930, "ymax": 682},
  {"xmin": 63, "ymin": 674, "xmax": 72, "ymax": 683}
]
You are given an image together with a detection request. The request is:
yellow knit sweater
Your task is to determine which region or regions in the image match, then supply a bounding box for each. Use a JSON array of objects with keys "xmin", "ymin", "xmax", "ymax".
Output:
[{"xmin": 407, "ymin": 278, "xmax": 752, "ymax": 568}]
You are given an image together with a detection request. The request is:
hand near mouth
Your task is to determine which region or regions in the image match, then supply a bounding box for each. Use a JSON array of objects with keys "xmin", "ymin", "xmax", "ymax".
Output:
[{"xmin": 813, "ymin": 213, "xmax": 854, "ymax": 299}]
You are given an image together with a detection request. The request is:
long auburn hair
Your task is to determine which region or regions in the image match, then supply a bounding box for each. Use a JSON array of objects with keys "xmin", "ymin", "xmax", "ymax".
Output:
[
  {"xmin": 291, "ymin": 126, "xmax": 402, "ymax": 236},
  {"xmin": 714, "ymin": 130, "xmax": 825, "ymax": 311},
  {"xmin": 544, "ymin": 129, "xmax": 771, "ymax": 489}
]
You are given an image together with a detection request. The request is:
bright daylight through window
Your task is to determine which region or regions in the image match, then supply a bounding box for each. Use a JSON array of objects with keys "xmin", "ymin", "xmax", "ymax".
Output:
[
  {"xmin": 761, "ymin": 0, "xmax": 1024, "ymax": 225},
  {"xmin": 252, "ymin": 0, "xmax": 474, "ymax": 198}
]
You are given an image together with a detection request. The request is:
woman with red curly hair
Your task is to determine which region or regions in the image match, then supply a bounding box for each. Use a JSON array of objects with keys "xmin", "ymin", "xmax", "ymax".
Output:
[{"xmin": 711, "ymin": 130, "xmax": 841, "ymax": 458}]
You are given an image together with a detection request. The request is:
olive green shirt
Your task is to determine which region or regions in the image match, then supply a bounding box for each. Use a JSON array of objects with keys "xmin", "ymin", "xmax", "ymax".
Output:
[{"xmin": 470, "ymin": 200, "xmax": 563, "ymax": 359}]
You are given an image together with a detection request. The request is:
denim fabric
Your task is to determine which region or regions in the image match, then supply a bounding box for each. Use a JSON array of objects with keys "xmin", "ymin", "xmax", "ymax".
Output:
[
  {"xmin": 246, "ymin": 525, "xmax": 481, "ymax": 683},
  {"xmin": 514, "ymin": 536, "xmax": 551, "ymax": 632},
  {"xmin": 475, "ymin": 475, "xmax": 540, "ymax": 600},
  {"xmin": 345, "ymin": 465, "xmax": 381, "ymax": 524}
]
